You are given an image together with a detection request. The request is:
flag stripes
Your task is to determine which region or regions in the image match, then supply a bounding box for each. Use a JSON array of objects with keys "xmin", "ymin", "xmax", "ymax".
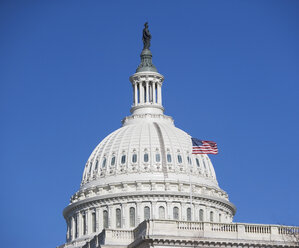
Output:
[{"xmin": 192, "ymin": 138, "xmax": 218, "ymax": 154}]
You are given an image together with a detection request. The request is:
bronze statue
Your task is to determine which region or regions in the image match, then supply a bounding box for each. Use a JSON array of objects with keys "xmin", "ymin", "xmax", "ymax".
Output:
[{"xmin": 142, "ymin": 22, "xmax": 151, "ymax": 50}]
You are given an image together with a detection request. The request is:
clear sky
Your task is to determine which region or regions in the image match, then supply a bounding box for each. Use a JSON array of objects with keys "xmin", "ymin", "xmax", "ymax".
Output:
[{"xmin": 0, "ymin": 1, "xmax": 298, "ymax": 247}]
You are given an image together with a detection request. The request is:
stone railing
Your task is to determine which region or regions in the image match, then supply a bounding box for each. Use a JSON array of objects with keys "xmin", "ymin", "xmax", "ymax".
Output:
[
  {"xmin": 210, "ymin": 222, "xmax": 238, "ymax": 232},
  {"xmin": 177, "ymin": 221, "xmax": 204, "ymax": 231},
  {"xmin": 134, "ymin": 220, "xmax": 298, "ymax": 244},
  {"xmin": 278, "ymin": 225, "xmax": 299, "ymax": 235},
  {"xmin": 78, "ymin": 220, "xmax": 299, "ymax": 248}
]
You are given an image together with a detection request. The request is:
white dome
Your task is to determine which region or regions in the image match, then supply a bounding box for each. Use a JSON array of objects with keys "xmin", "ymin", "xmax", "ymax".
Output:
[{"xmin": 81, "ymin": 115, "xmax": 219, "ymax": 191}]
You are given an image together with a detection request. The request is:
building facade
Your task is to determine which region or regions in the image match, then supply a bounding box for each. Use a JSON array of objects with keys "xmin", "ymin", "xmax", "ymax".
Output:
[{"xmin": 58, "ymin": 27, "xmax": 299, "ymax": 248}]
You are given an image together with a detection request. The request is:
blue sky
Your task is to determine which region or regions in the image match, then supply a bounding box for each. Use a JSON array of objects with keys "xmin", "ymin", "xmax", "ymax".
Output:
[{"xmin": 0, "ymin": 1, "xmax": 298, "ymax": 247}]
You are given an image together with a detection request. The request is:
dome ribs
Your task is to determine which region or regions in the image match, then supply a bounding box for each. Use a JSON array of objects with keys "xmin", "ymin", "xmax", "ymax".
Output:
[{"xmin": 153, "ymin": 122, "xmax": 168, "ymax": 179}]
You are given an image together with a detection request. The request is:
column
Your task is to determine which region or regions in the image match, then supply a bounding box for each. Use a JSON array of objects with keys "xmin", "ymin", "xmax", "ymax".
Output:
[
  {"xmin": 108, "ymin": 205, "xmax": 113, "ymax": 228},
  {"xmin": 137, "ymin": 202, "xmax": 142, "ymax": 224},
  {"xmin": 71, "ymin": 216, "xmax": 74, "ymax": 240},
  {"xmin": 121, "ymin": 204, "xmax": 126, "ymax": 228},
  {"xmin": 76, "ymin": 213, "xmax": 80, "ymax": 238},
  {"xmin": 157, "ymin": 84, "xmax": 162, "ymax": 105},
  {"xmin": 140, "ymin": 82, "xmax": 144, "ymax": 104},
  {"xmin": 152, "ymin": 201, "xmax": 157, "ymax": 219},
  {"xmin": 134, "ymin": 83, "xmax": 138, "ymax": 105},
  {"xmin": 86, "ymin": 210, "xmax": 90, "ymax": 234},
  {"xmin": 98, "ymin": 208, "xmax": 102, "ymax": 233},
  {"xmin": 182, "ymin": 203, "xmax": 186, "ymax": 221},
  {"xmin": 146, "ymin": 81, "xmax": 149, "ymax": 103},
  {"xmin": 167, "ymin": 202, "xmax": 172, "ymax": 219}
]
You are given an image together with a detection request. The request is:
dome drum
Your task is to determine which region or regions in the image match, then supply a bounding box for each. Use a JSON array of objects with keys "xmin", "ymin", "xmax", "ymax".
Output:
[{"xmin": 64, "ymin": 192, "xmax": 235, "ymax": 243}]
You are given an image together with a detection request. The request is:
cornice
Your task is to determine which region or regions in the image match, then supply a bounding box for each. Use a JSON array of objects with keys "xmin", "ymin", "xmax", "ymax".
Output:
[{"xmin": 63, "ymin": 190, "xmax": 236, "ymax": 218}]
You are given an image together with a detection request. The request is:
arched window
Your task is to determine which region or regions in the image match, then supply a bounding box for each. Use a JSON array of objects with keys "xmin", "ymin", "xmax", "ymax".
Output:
[
  {"xmin": 116, "ymin": 208, "xmax": 121, "ymax": 228},
  {"xmin": 196, "ymin": 158, "xmax": 200, "ymax": 167},
  {"xmin": 82, "ymin": 213, "xmax": 87, "ymax": 235},
  {"xmin": 95, "ymin": 160, "xmax": 99, "ymax": 170},
  {"xmin": 219, "ymin": 213, "xmax": 222, "ymax": 222},
  {"xmin": 121, "ymin": 155, "xmax": 126, "ymax": 164},
  {"xmin": 132, "ymin": 154, "xmax": 137, "ymax": 163},
  {"xmin": 159, "ymin": 206, "xmax": 165, "ymax": 219},
  {"xmin": 187, "ymin": 156, "xmax": 192, "ymax": 165},
  {"xmin": 210, "ymin": 211, "xmax": 214, "ymax": 222},
  {"xmin": 102, "ymin": 158, "xmax": 106, "ymax": 168},
  {"xmin": 173, "ymin": 207, "xmax": 179, "ymax": 220},
  {"xmin": 167, "ymin": 154, "xmax": 172, "ymax": 163},
  {"xmin": 103, "ymin": 210, "xmax": 108, "ymax": 228},
  {"xmin": 89, "ymin": 162, "xmax": 92, "ymax": 173},
  {"xmin": 187, "ymin": 208, "xmax": 192, "ymax": 221},
  {"xmin": 68, "ymin": 217, "xmax": 72, "ymax": 240},
  {"xmin": 92, "ymin": 212, "xmax": 96, "ymax": 232},
  {"xmin": 130, "ymin": 207, "xmax": 135, "ymax": 227},
  {"xmin": 199, "ymin": 209, "xmax": 204, "ymax": 221},
  {"xmin": 75, "ymin": 216, "xmax": 78, "ymax": 238},
  {"xmin": 144, "ymin": 206, "xmax": 150, "ymax": 219},
  {"xmin": 203, "ymin": 159, "xmax": 207, "ymax": 169},
  {"xmin": 144, "ymin": 153, "xmax": 149, "ymax": 162},
  {"xmin": 177, "ymin": 154, "xmax": 182, "ymax": 164},
  {"xmin": 156, "ymin": 153, "xmax": 160, "ymax": 162},
  {"xmin": 111, "ymin": 156, "xmax": 116, "ymax": 166}
]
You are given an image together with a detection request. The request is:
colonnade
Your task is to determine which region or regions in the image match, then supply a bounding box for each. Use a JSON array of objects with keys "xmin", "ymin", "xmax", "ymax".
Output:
[
  {"xmin": 66, "ymin": 200, "xmax": 231, "ymax": 242},
  {"xmin": 133, "ymin": 81, "xmax": 162, "ymax": 106}
]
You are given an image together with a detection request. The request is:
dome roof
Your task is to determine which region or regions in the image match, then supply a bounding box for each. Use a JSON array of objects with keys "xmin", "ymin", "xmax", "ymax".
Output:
[{"xmin": 80, "ymin": 115, "xmax": 219, "ymax": 191}]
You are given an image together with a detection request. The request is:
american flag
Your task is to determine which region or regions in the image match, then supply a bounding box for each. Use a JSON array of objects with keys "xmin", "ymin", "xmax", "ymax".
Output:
[{"xmin": 192, "ymin": 138, "xmax": 218, "ymax": 154}]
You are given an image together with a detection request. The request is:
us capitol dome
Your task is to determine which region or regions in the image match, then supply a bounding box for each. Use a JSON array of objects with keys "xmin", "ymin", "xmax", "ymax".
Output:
[{"xmin": 58, "ymin": 24, "xmax": 298, "ymax": 248}]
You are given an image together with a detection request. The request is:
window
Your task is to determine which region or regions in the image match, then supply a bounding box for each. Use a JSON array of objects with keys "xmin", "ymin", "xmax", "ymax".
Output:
[
  {"xmin": 132, "ymin": 154, "xmax": 137, "ymax": 163},
  {"xmin": 144, "ymin": 153, "xmax": 149, "ymax": 162},
  {"xmin": 82, "ymin": 214, "xmax": 87, "ymax": 235},
  {"xmin": 116, "ymin": 208, "xmax": 121, "ymax": 228},
  {"xmin": 187, "ymin": 208, "xmax": 192, "ymax": 221},
  {"xmin": 177, "ymin": 155, "xmax": 182, "ymax": 164},
  {"xmin": 219, "ymin": 213, "xmax": 222, "ymax": 222},
  {"xmin": 102, "ymin": 158, "xmax": 106, "ymax": 168},
  {"xmin": 210, "ymin": 211, "xmax": 214, "ymax": 222},
  {"xmin": 95, "ymin": 160, "xmax": 99, "ymax": 170},
  {"xmin": 89, "ymin": 162, "xmax": 92, "ymax": 173},
  {"xmin": 143, "ymin": 84, "xmax": 146, "ymax": 102},
  {"xmin": 75, "ymin": 216, "xmax": 78, "ymax": 238},
  {"xmin": 159, "ymin": 206, "xmax": 165, "ymax": 219},
  {"xmin": 92, "ymin": 212, "xmax": 96, "ymax": 232},
  {"xmin": 187, "ymin": 156, "xmax": 192, "ymax": 165},
  {"xmin": 144, "ymin": 206, "xmax": 150, "ymax": 219},
  {"xmin": 130, "ymin": 207, "xmax": 135, "ymax": 227},
  {"xmin": 103, "ymin": 210, "xmax": 108, "ymax": 228},
  {"xmin": 173, "ymin": 207, "xmax": 179, "ymax": 220},
  {"xmin": 196, "ymin": 158, "xmax": 200, "ymax": 167},
  {"xmin": 167, "ymin": 154, "xmax": 172, "ymax": 163},
  {"xmin": 203, "ymin": 159, "xmax": 207, "ymax": 169},
  {"xmin": 199, "ymin": 209, "xmax": 204, "ymax": 221},
  {"xmin": 111, "ymin": 156, "xmax": 116, "ymax": 166},
  {"xmin": 121, "ymin": 155, "xmax": 126, "ymax": 164},
  {"xmin": 68, "ymin": 217, "xmax": 72, "ymax": 240},
  {"xmin": 156, "ymin": 153, "xmax": 160, "ymax": 162}
]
